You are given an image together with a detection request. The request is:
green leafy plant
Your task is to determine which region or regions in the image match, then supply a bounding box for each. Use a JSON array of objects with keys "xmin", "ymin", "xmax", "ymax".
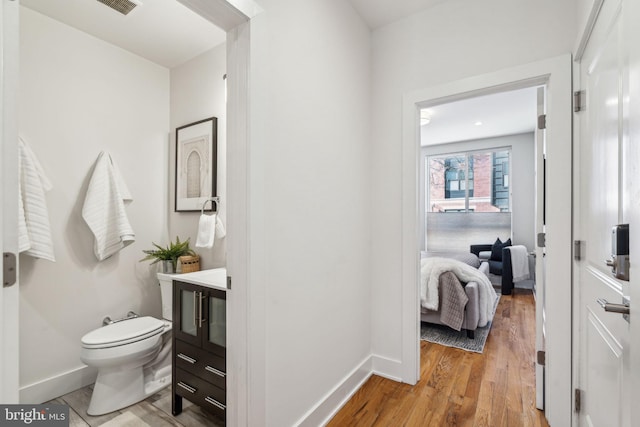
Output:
[{"xmin": 140, "ymin": 236, "xmax": 196, "ymax": 271}]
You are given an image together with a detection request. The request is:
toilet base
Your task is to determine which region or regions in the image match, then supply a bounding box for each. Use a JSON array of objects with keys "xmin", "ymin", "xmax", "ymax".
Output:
[{"xmin": 87, "ymin": 365, "xmax": 171, "ymax": 416}]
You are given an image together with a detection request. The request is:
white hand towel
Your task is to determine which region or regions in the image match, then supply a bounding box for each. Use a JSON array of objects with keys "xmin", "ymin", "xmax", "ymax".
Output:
[
  {"xmin": 195, "ymin": 214, "xmax": 216, "ymax": 248},
  {"xmin": 18, "ymin": 138, "xmax": 56, "ymax": 261},
  {"xmin": 82, "ymin": 152, "xmax": 135, "ymax": 261},
  {"xmin": 509, "ymin": 245, "xmax": 530, "ymax": 282},
  {"xmin": 215, "ymin": 214, "xmax": 226, "ymax": 239}
]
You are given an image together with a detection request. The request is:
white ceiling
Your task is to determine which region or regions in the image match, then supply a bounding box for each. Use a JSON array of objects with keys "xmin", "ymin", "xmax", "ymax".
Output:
[
  {"xmin": 20, "ymin": 0, "xmax": 226, "ymax": 68},
  {"xmin": 420, "ymin": 87, "xmax": 540, "ymax": 146},
  {"xmin": 19, "ymin": 0, "xmax": 448, "ymax": 68},
  {"xmin": 347, "ymin": 0, "xmax": 447, "ymax": 29},
  {"xmin": 21, "ymin": 0, "xmax": 537, "ymax": 143}
]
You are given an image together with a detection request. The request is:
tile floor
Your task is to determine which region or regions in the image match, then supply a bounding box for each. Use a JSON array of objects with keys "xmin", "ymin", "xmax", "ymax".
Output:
[{"xmin": 46, "ymin": 385, "xmax": 224, "ymax": 427}]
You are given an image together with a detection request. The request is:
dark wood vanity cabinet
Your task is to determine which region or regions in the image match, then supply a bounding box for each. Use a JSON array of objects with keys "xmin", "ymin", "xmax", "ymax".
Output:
[{"xmin": 172, "ymin": 280, "xmax": 227, "ymax": 422}]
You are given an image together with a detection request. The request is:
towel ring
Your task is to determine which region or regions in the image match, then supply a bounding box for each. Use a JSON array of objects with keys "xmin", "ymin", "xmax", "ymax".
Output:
[{"xmin": 201, "ymin": 197, "xmax": 220, "ymax": 215}]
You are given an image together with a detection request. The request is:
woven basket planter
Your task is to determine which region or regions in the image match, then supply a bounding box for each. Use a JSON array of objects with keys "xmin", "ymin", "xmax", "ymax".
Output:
[{"xmin": 179, "ymin": 255, "xmax": 200, "ymax": 273}]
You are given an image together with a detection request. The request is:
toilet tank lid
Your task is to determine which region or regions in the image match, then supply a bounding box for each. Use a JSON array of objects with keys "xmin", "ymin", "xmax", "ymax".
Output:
[{"xmin": 81, "ymin": 316, "xmax": 165, "ymax": 347}]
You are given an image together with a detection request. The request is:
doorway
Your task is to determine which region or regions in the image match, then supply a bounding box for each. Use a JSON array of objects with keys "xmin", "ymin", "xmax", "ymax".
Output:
[
  {"xmin": 2, "ymin": 2, "xmax": 254, "ymax": 425},
  {"xmin": 400, "ymin": 55, "xmax": 573, "ymax": 426},
  {"xmin": 418, "ymin": 84, "xmax": 542, "ymax": 401}
]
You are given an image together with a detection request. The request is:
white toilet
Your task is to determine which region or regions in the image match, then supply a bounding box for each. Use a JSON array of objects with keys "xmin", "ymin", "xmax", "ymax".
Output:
[{"xmin": 80, "ymin": 275, "xmax": 174, "ymax": 416}]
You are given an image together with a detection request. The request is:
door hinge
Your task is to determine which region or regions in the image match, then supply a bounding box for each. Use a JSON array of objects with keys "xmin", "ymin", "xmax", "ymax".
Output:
[
  {"xmin": 226, "ymin": 276, "xmax": 232, "ymax": 290},
  {"xmin": 574, "ymin": 90, "xmax": 586, "ymax": 112},
  {"xmin": 3, "ymin": 252, "xmax": 17, "ymax": 288},
  {"xmin": 537, "ymin": 114, "xmax": 547, "ymax": 130},
  {"xmin": 536, "ymin": 350, "xmax": 546, "ymax": 366},
  {"xmin": 537, "ymin": 232, "xmax": 546, "ymax": 248},
  {"xmin": 575, "ymin": 388, "xmax": 582, "ymax": 412},
  {"xmin": 574, "ymin": 240, "xmax": 583, "ymax": 261}
]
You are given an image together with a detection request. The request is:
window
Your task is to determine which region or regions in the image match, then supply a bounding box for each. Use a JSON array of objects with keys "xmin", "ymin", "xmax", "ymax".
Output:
[
  {"xmin": 428, "ymin": 149, "xmax": 510, "ymax": 213},
  {"xmin": 426, "ymin": 149, "xmax": 511, "ymax": 252}
]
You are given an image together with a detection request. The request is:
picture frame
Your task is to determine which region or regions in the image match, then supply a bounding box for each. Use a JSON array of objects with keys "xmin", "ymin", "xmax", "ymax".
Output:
[{"xmin": 175, "ymin": 117, "xmax": 218, "ymax": 212}]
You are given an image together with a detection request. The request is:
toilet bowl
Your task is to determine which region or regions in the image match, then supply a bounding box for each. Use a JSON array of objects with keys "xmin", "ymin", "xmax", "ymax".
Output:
[{"xmin": 80, "ymin": 275, "xmax": 174, "ymax": 416}]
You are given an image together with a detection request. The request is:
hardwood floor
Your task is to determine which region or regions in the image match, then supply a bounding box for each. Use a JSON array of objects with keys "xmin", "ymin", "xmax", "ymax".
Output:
[
  {"xmin": 328, "ymin": 289, "xmax": 549, "ymax": 427},
  {"xmin": 47, "ymin": 385, "xmax": 223, "ymax": 427}
]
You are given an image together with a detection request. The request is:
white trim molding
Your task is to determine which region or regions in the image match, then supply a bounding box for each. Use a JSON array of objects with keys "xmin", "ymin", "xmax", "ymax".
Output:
[
  {"xmin": 20, "ymin": 365, "xmax": 97, "ymax": 404},
  {"xmin": 296, "ymin": 356, "xmax": 373, "ymax": 427}
]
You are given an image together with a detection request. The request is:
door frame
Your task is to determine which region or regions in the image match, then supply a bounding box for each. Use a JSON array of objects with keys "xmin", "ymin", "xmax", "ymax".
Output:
[
  {"xmin": 1, "ymin": 0, "xmax": 260, "ymax": 420},
  {"xmin": 1, "ymin": 0, "xmax": 20, "ymax": 404},
  {"xmin": 401, "ymin": 54, "xmax": 573, "ymax": 426},
  {"xmin": 177, "ymin": 1, "xmax": 261, "ymax": 425}
]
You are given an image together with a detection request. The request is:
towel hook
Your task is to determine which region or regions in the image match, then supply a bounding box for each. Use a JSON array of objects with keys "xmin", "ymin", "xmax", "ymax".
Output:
[{"xmin": 201, "ymin": 197, "xmax": 220, "ymax": 215}]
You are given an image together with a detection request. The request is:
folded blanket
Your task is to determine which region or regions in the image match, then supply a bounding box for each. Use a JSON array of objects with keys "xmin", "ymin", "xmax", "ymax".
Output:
[
  {"xmin": 439, "ymin": 271, "xmax": 469, "ymax": 331},
  {"xmin": 421, "ymin": 257, "xmax": 497, "ymax": 327},
  {"xmin": 509, "ymin": 245, "xmax": 530, "ymax": 282}
]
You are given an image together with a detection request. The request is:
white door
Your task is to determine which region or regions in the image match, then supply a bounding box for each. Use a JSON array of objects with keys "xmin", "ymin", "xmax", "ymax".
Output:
[
  {"xmin": 575, "ymin": 0, "xmax": 634, "ymax": 425},
  {"xmin": 534, "ymin": 86, "xmax": 546, "ymax": 410},
  {"xmin": 1, "ymin": 0, "xmax": 20, "ymax": 404}
]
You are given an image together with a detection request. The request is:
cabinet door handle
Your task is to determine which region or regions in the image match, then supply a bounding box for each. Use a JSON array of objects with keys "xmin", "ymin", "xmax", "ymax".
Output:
[
  {"xmin": 177, "ymin": 382, "xmax": 197, "ymax": 394},
  {"xmin": 205, "ymin": 396, "xmax": 226, "ymax": 411},
  {"xmin": 205, "ymin": 365, "xmax": 226, "ymax": 378},
  {"xmin": 177, "ymin": 353, "xmax": 197, "ymax": 364},
  {"xmin": 193, "ymin": 291, "xmax": 198, "ymax": 327},
  {"xmin": 198, "ymin": 291, "xmax": 205, "ymax": 328}
]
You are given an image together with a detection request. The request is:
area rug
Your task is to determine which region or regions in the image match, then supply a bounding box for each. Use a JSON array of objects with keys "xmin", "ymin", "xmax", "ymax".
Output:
[
  {"xmin": 420, "ymin": 293, "xmax": 500, "ymax": 353},
  {"xmin": 98, "ymin": 411, "xmax": 150, "ymax": 427}
]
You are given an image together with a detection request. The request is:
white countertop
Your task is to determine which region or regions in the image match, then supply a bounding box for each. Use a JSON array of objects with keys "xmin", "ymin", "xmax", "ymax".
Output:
[{"xmin": 158, "ymin": 268, "xmax": 228, "ymax": 291}]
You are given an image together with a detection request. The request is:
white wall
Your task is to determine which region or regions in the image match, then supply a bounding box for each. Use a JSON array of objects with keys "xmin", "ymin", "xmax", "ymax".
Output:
[
  {"xmin": 169, "ymin": 44, "xmax": 227, "ymax": 270},
  {"xmin": 248, "ymin": 0, "xmax": 372, "ymax": 425},
  {"xmin": 420, "ymin": 133, "xmax": 536, "ymax": 252},
  {"xmin": 370, "ymin": 0, "xmax": 577, "ymax": 373},
  {"xmin": 18, "ymin": 7, "xmax": 169, "ymax": 402}
]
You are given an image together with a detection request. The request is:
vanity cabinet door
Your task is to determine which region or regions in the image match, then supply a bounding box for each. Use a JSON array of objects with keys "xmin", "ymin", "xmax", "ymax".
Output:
[
  {"xmin": 173, "ymin": 281, "xmax": 204, "ymax": 347},
  {"xmin": 172, "ymin": 280, "xmax": 227, "ymax": 423},
  {"xmin": 202, "ymin": 288, "xmax": 226, "ymax": 356}
]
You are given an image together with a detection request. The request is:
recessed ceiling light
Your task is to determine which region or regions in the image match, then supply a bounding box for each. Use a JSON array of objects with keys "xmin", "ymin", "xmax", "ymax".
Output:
[{"xmin": 474, "ymin": 121, "xmax": 483, "ymax": 126}]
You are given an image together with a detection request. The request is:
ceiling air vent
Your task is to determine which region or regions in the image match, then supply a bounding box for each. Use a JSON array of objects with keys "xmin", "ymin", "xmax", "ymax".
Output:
[{"xmin": 96, "ymin": 0, "xmax": 141, "ymax": 16}]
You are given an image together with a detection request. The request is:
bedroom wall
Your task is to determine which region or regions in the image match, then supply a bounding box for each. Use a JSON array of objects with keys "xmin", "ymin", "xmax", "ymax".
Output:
[
  {"xmin": 247, "ymin": 0, "xmax": 372, "ymax": 424},
  {"xmin": 370, "ymin": 0, "xmax": 577, "ymax": 377},
  {"xmin": 169, "ymin": 43, "xmax": 227, "ymax": 270},
  {"xmin": 18, "ymin": 7, "xmax": 169, "ymax": 402},
  {"xmin": 420, "ymin": 132, "xmax": 536, "ymax": 252}
]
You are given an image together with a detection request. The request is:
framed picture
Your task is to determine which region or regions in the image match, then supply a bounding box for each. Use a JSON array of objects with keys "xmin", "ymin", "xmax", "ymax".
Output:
[{"xmin": 175, "ymin": 117, "xmax": 218, "ymax": 212}]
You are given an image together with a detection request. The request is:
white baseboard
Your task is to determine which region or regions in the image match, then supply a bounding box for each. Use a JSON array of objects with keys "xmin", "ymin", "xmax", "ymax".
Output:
[
  {"xmin": 20, "ymin": 365, "xmax": 97, "ymax": 404},
  {"xmin": 371, "ymin": 354, "xmax": 403, "ymax": 382},
  {"xmin": 296, "ymin": 355, "xmax": 373, "ymax": 427}
]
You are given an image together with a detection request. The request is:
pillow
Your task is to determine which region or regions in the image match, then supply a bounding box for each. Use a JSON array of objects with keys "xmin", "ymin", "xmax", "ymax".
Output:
[
  {"xmin": 490, "ymin": 238, "xmax": 513, "ymax": 262},
  {"xmin": 490, "ymin": 238, "xmax": 503, "ymax": 261}
]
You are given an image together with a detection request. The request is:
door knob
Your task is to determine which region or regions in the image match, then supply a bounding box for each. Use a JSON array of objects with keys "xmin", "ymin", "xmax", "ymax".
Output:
[{"xmin": 597, "ymin": 297, "xmax": 630, "ymax": 322}]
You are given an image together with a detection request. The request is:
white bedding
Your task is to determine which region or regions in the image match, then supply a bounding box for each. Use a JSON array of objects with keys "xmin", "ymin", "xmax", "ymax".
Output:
[{"xmin": 421, "ymin": 257, "xmax": 497, "ymax": 327}]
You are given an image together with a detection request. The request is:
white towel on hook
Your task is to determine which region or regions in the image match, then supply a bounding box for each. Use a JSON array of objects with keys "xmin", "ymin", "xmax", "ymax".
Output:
[
  {"xmin": 195, "ymin": 213, "xmax": 225, "ymax": 248},
  {"xmin": 215, "ymin": 214, "xmax": 226, "ymax": 239},
  {"xmin": 82, "ymin": 152, "xmax": 135, "ymax": 261},
  {"xmin": 18, "ymin": 137, "xmax": 56, "ymax": 261},
  {"xmin": 195, "ymin": 214, "xmax": 216, "ymax": 248}
]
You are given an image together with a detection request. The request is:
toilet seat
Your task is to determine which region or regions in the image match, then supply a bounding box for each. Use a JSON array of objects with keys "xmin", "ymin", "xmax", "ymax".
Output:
[{"xmin": 81, "ymin": 316, "xmax": 165, "ymax": 349}]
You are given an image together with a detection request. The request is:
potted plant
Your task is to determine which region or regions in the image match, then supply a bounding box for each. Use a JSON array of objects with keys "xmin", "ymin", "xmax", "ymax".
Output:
[{"xmin": 140, "ymin": 236, "xmax": 196, "ymax": 273}]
